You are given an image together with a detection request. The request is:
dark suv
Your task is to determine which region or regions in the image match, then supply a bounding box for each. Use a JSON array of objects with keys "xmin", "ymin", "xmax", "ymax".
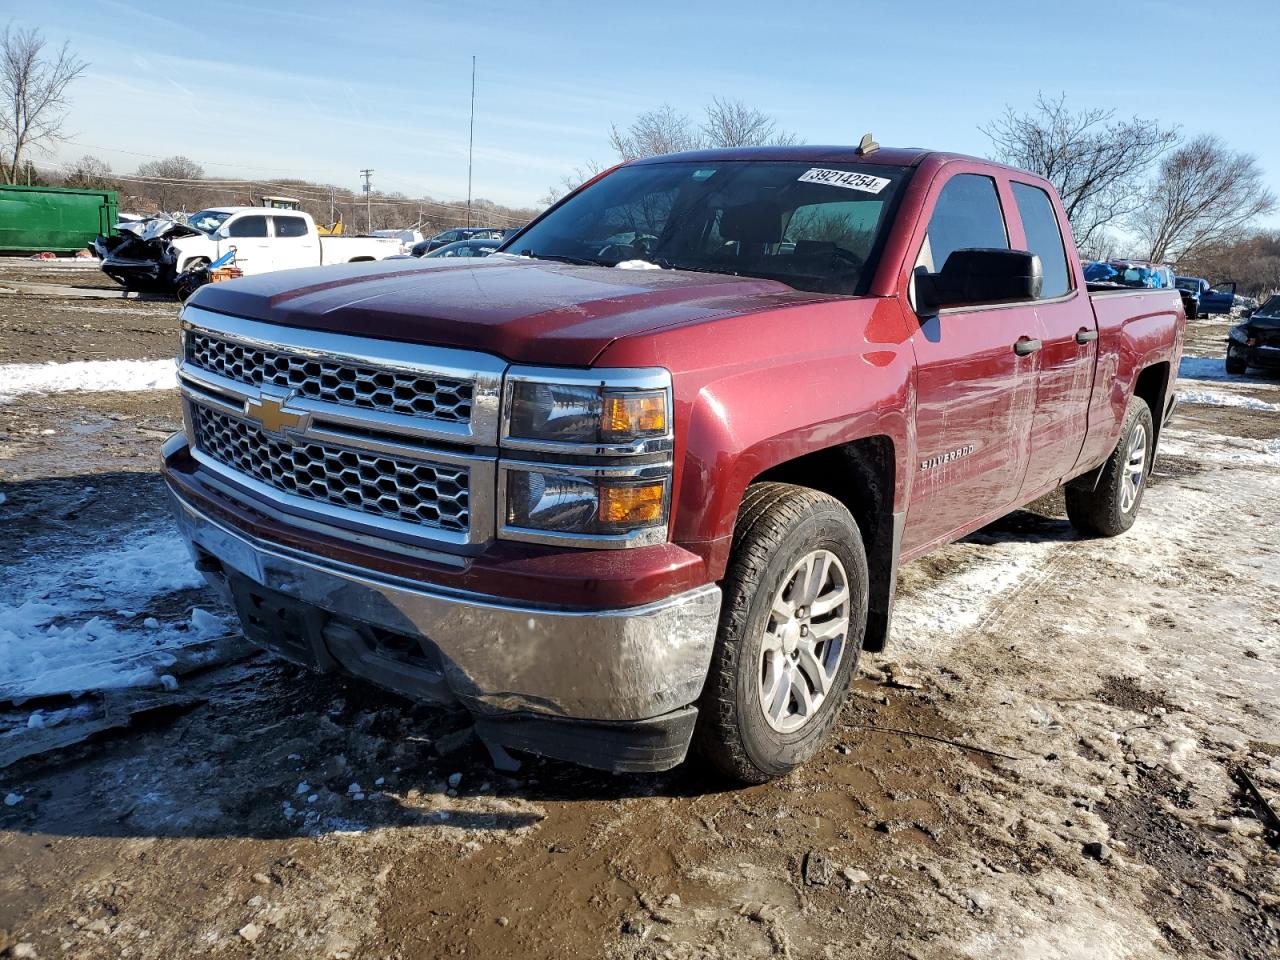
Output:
[{"xmin": 411, "ymin": 227, "xmax": 508, "ymax": 257}]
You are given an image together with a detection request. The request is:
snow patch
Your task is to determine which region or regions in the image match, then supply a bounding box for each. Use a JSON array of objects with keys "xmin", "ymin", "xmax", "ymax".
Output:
[
  {"xmin": 1177, "ymin": 388, "xmax": 1280, "ymax": 413},
  {"xmin": 0, "ymin": 528, "xmax": 226, "ymax": 699},
  {"xmin": 0, "ymin": 358, "xmax": 177, "ymax": 402}
]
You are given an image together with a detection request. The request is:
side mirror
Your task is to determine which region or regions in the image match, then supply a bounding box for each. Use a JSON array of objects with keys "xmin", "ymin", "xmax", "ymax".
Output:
[
  {"xmin": 915, "ymin": 248, "xmax": 1043, "ymax": 316},
  {"xmin": 216, "ymin": 227, "xmax": 230, "ymax": 239}
]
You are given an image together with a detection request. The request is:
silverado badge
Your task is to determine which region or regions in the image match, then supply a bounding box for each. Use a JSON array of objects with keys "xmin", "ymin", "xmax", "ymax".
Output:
[{"xmin": 920, "ymin": 444, "xmax": 974, "ymax": 472}]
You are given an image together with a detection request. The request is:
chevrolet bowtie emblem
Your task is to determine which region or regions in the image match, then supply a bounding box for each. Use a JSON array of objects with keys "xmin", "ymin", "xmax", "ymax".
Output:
[{"xmin": 245, "ymin": 392, "xmax": 308, "ymax": 435}]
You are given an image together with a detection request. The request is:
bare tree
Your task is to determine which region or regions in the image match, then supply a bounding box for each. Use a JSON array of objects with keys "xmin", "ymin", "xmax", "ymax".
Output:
[
  {"xmin": 62, "ymin": 154, "xmax": 114, "ymax": 190},
  {"xmin": 540, "ymin": 160, "xmax": 605, "ymax": 206},
  {"xmin": 982, "ymin": 93, "xmax": 1177, "ymax": 250},
  {"xmin": 701, "ymin": 97, "xmax": 797, "ymax": 148},
  {"xmin": 1132, "ymin": 135, "xmax": 1277, "ymax": 263},
  {"xmin": 0, "ymin": 23, "xmax": 86, "ymax": 184},
  {"xmin": 1178, "ymin": 230, "xmax": 1280, "ymax": 297},
  {"xmin": 609, "ymin": 104, "xmax": 702, "ymax": 161},
  {"xmin": 135, "ymin": 155, "xmax": 205, "ymax": 212}
]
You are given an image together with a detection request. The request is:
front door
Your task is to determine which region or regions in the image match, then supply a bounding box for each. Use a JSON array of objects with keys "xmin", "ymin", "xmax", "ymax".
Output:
[{"xmin": 903, "ymin": 171, "xmax": 1042, "ymax": 553}]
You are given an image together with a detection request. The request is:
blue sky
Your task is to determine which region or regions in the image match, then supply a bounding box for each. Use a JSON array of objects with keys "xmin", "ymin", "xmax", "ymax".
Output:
[{"xmin": 8, "ymin": 0, "xmax": 1280, "ymax": 224}]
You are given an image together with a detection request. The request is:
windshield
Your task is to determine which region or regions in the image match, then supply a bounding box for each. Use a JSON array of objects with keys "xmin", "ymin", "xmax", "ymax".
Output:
[
  {"xmin": 1085, "ymin": 261, "xmax": 1171, "ymax": 288},
  {"xmin": 507, "ymin": 160, "xmax": 910, "ymax": 295},
  {"xmin": 187, "ymin": 210, "xmax": 232, "ymax": 235},
  {"xmin": 1175, "ymin": 277, "xmax": 1201, "ymax": 292},
  {"xmin": 1257, "ymin": 295, "xmax": 1280, "ymax": 315}
]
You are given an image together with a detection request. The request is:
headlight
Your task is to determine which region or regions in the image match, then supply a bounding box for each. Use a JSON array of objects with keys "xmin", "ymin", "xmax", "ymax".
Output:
[
  {"xmin": 503, "ymin": 368, "xmax": 671, "ymax": 452},
  {"xmin": 1229, "ymin": 325, "xmax": 1248, "ymax": 344},
  {"xmin": 501, "ymin": 464, "xmax": 669, "ymax": 542},
  {"xmin": 498, "ymin": 366, "xmax": 673, "ymax": 547}
]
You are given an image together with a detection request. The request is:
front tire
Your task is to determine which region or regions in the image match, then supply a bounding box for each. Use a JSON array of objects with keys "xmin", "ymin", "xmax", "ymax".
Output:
[
  {"xmin": 1066, "ymin": 397, "xmax": 1154, "ymax": 537},
  {"xmin": 1225, "ymin": 350, "xmax": 1247, "ymax": 375},
  {"xmin": 696, "ymin": 483, "xmax": 868, "ymax": 783}
]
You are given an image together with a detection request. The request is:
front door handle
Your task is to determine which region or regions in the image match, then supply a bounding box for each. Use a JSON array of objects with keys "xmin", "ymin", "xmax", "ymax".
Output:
[
  {"xmin": 1075, "ymin": 327, "xmax": 1099, "ymax": 344},
  {"xmin": 1013, "ymin": 337, "xmax": 1043, "ymax": 356}
]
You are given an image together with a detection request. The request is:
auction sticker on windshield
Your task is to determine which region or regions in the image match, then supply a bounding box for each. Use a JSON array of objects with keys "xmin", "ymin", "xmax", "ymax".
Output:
[{"xmin": 797, "ymin": 168, "xmax": 891, "ymax": 193}]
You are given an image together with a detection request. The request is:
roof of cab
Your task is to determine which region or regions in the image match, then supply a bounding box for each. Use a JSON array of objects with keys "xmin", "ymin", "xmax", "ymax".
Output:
[{"xmin": 628, "ymin": 145, "xmax": 934, "ymax": 167}]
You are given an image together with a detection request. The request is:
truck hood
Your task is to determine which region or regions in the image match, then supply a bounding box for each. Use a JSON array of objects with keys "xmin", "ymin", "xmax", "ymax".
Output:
[
  {"xmin": 187, "ymin": 256, "xmax": 823, "ymax": 366},
  {"xmin": 118, "ymin": 216, "xmax": 203, "ymax": 242}
]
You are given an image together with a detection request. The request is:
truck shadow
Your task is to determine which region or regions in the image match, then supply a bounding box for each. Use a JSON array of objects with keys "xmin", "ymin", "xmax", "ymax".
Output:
[
  {"xmin": 966, "ymin": 502, "xmax": 1076, "ymax": 546},
  {"xmin": 0, "ymin": 657, "xmax": 731, "ymax": 844}
]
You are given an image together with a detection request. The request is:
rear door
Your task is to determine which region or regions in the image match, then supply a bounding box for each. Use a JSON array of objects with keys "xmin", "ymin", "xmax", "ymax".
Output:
[
  {"xmin": 1008, "ymin": 179, "xmax": 1098, "ymax": 494},
  {"xmin": 223, "ymin": 214, "xmax": 273, "ymax": 274},
  {"xmin": 903, "ymin": 169, "xmax": 1043, "ymax": 553},
  {"xmin": 271, "ymin": 215, "xmax": 318, "ymax": 270}
]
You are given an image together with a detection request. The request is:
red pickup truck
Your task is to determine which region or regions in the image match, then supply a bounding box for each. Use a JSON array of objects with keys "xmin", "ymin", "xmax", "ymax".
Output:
[{"xmin": 163, "ymin": 144, "xmax": 1184, "ymax": 782}]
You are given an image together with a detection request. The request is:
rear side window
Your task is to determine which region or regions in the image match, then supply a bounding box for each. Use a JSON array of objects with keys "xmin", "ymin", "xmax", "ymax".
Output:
[
  {"xmin": 1011, "ymin": 182, "xmax": 1071, "ymax": 298},
  {"xmin": 227, "ymin": 215, "xmax": 268, "ymax": 238},
  {"xmin": 915, "ymin": 174, "xmax": 1008, "ymax": 274},
  {"xmin": 274, "ymin": 216, "xmax": 308, "ymax": 238}
]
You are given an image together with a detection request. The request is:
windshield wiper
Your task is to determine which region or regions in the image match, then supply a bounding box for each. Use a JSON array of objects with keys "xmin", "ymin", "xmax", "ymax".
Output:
[
  {"xmin": 660, "ymin": 261, "xmax": 746, "ymax": 278},
  {"xmin": 520, "ymin": 250, "xmax": 601, "ymax": 267}
]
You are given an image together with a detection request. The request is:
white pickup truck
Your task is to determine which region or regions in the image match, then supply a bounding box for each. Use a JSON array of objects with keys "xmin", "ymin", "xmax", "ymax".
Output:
[{"xmin": 97, "ymin": 207, "xmax": 401, "ymax": 292}]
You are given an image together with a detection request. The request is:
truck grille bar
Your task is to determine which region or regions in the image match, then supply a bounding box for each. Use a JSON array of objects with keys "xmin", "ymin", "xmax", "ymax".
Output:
[
  {"xmin": 186, "ymin": 328, "xmax": 475, "ymax": 424},
  {"xmin": 191, "ymin": 404, "xmax": 471, "ymax": 533}
]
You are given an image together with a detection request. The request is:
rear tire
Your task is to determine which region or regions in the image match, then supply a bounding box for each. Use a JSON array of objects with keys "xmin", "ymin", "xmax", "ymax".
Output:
[
  {"xmin": 1066, "ymin": 397, "xmax": 1154, "ymax": 537},
  {"xmin": 1225, "ymin": 351, "xmax": 1247, "ymax": 375},
  {"xmin": 696, "ymin": 483, "xmax": 868, "ymax": 783}
]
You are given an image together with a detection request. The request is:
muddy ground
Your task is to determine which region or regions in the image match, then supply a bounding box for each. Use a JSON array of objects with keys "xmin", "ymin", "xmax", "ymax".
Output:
[{"xmin": 0, "ymin": 261, "xmax": 1276, "ymax": 959}]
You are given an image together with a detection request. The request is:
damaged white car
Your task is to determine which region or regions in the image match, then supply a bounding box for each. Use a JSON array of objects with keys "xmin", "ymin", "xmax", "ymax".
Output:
[{"xmin": 94, "ymin": 208, "xmax": 401, "ymax": 293}]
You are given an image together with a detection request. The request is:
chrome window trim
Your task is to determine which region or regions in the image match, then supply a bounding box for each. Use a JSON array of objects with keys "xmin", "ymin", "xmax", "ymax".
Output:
[
  {"xmin": 496, "ymin": 457, "xmax": 671, "ymax": 549},
  {"xmin": 181, "ymin": 306, "xmax": 505, "ymax": 445},
  {"xmin": 499, "ymin": 364, "xmax": 674, "ymax": 456}
]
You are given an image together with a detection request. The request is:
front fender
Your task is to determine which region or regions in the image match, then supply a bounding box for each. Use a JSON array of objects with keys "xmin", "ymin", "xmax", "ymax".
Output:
[
  {"xmin": 171, "ymin": 237, "xmax": 216, "ymax": 272},
  {"xmin": 596, "ymin": 297, "xmax": 916, "ymax": 580}
]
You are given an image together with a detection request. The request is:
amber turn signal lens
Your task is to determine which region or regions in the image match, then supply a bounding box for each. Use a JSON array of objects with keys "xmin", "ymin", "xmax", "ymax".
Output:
[
  {"xmin": 602, "ymin": 391, "xmax": 667, "ymax": 438},
  {"xmin": 598, "ymin": 482, "xmax": 666, "ymax": 526}
]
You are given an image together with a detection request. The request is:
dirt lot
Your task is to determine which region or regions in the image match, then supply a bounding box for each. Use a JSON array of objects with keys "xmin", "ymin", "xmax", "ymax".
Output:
[{"xmin": 0, "ymin": 261, "xmax": 1276, "ymax": 960}]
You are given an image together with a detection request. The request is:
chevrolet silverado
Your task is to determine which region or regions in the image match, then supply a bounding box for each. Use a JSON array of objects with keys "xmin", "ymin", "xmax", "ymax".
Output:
[{"xmin": 162, "ymin": 143, "xmax": 1185, "ymax": 782}]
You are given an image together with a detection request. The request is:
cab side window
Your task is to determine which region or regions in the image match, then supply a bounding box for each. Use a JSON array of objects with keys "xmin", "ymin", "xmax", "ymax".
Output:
[
  {"xmin": 273, "ymin": 216, "xmax": 309, "ymax": 238},
  {"xmin": 1011, "ymin": 182, "xmax": 1071, "ymax": 298},
  {"xmin": 227, "ymin": 215, "xmax": 268, "ymax": 238},
  {"xmin": 915, "ymin": 174, "xmax": 1008, "ymax": 275}
]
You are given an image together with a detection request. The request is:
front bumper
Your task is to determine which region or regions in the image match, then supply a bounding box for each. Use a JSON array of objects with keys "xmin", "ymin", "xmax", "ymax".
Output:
[
  {"xmin": 1232, "ymin": 342, "xmax": 1280, "ymax": 369},
  {"xmin": 168, "ymin": 484, "xmax": 722, "ymax": 771}
]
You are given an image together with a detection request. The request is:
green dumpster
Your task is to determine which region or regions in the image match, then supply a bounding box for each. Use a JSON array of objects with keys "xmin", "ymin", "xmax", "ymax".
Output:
[{"xmin": 0, "ymin": 184, "xmax": 119, "ymax": 254}]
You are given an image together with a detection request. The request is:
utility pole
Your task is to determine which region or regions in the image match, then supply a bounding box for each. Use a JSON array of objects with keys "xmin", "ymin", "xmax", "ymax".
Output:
[
  {"xmin": 359, "ymin": 168, "xmax": 374, "ymax": 232},
  {"xmin": 466, "ymin": 55, "xmax": 475, "ymax": 226}
]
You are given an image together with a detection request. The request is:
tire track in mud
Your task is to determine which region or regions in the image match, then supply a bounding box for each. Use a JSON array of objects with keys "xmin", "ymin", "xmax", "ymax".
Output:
[{"xmin": 886, "ymin": 421, "xmax": 1280, "ymax": 959}]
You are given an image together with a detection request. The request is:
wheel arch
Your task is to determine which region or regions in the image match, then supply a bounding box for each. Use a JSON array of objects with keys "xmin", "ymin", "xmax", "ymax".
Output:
[
  {"xmin": 1133, "ymin": 360, "xmax": 1171, "ymax": 451},
  {"xmin": 751, "ymin": 436, "xmax": 901, "ymax": 652}
]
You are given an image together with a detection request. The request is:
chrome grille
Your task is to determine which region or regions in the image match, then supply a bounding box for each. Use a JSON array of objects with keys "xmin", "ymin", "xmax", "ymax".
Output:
[
  {"xmin": 190, "ymin": 403, "xmax": 470, "ymax": 532},
  {"xmin": 186, "ymin": 330, "xmax": 474, "ymax": 423}
]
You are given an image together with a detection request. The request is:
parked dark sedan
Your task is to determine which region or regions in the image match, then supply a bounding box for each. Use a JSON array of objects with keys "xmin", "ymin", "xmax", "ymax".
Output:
[
  {"xmin": 424, "ymin": 238, "xmax": 501, "ymax": 259},
  {"xmin": 410, "ymin": 227, "xmax": 508, "ymax": 257},
  {"xmin": 1226, "ymin": 294, "xmax": 1280, "ymax": 374}
]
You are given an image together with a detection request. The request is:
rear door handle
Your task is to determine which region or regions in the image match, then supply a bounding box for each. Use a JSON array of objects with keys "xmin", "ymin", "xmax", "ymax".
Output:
[
  {"xmin": 1075, "ymin": 328, "xmax": 1099, "ymax": 344},
  {"xmin": 1013, "ymin": 337, "xmax": 1043, "ymax": 356}
]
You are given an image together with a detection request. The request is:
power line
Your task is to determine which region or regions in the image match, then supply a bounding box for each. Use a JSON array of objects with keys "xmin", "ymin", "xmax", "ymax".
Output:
[
  {"xmin": 40, "ymin": 161, "xmax": 528, "ymax": 224},
  {"xmin": 56, "ymin": 140, "xmax": 532, "ymax": 222}
]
